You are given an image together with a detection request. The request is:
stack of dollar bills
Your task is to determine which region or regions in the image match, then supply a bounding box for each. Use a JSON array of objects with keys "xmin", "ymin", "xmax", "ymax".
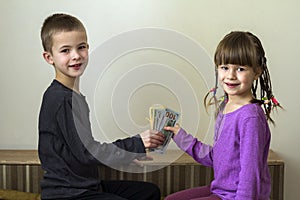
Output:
[{"xmin": 148, "ymin": 104, "xmax": 180, "ymax": 154}]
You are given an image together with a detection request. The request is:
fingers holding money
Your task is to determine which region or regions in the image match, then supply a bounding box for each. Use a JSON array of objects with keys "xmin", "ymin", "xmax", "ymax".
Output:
[
  {"xmin": 140, "ymin": 130, "xmax": 165, "ymax": 148},
  {"xmin": 148, "ymin": 105, "xmax": 180, "ymax": 153},
  {"xmin": 164, "ymin": 123, "xmax": 181, "ymax": 136}
]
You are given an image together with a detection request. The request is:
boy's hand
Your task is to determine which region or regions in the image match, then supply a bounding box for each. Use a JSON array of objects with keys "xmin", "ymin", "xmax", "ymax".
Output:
[
  {"xmin": 164, "ymin": 123, "xmax": 181, "ymax": 136},
  {"xmin": 140, "ymin": 130, "xmax": 165, "ymax": 148},
  {"xmin": 132, "ymin": 155, "xmax": 153, "ymax": 167}
]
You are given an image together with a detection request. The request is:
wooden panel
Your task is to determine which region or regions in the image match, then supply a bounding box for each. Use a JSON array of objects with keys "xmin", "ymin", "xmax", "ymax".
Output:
[
  {"xmin": 0, "ymin": 150, "xmax": 284, "ymax": 199},
  {"xmin": 0, "ymin": 150, "xmax": 39, "ymax": 165}
]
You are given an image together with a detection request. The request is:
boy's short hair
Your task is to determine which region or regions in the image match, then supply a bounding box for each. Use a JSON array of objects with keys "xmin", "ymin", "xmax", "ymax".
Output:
[{"xmin": 41, "ymin": 13, "xmax": 87, "ymax": 53}]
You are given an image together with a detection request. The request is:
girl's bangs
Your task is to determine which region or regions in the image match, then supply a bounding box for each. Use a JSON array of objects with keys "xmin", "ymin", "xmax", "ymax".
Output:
[{"xmin": 214, "ymin": 34, "xmax": 256, "ymax": 67}]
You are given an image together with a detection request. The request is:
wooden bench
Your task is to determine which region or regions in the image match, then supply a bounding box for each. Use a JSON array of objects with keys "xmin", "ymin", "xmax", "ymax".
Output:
[{"xmin": 0, "ymin": 149, "xmax": 284, "ymax": 200}]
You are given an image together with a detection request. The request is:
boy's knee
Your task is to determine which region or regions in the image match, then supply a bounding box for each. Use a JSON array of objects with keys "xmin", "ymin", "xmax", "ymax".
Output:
[{"xmin": 143, "ymin": 182, "xmax": 161, "ymax": 199}]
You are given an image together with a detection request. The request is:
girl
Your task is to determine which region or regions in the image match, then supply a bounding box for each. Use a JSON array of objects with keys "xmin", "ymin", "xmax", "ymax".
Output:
[{"xmin": 164, "ymin": 31, "xmax": 281, "ymax": 200}]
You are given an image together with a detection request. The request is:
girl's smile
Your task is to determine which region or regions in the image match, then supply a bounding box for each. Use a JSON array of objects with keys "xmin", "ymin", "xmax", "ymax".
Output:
[
  {"xmin": 218, "ymin": 64, "xmax": 260, "ymax": 104},
  {"xmin": 224, "ymin": 82, "xmax": 240, "ymax": 89}
]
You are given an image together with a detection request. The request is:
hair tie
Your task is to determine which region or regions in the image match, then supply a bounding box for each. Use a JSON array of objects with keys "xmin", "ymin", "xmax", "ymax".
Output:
[
  {"xmin": 270, "ymin": 96, "xmax": 279, "ymax": 106},
  {"xmin": 262, "ymin": 96, "xmax": 282, "ymax": 110},
  {"xmin": 220, "ymin": 96, "xmax": 228, "ymax": 103},
  {"xmin": 209, "ymin": 87, "xmax": 217, "ymax": 96},
  {"xmin": 262, "ymin": 97, "xmax": 270, "ymax": 105}
]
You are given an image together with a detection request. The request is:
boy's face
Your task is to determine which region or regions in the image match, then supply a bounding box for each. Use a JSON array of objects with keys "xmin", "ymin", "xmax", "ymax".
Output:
[{"xmin": 43, "ymin": 31, "xmax": 89, "ymax": 81}]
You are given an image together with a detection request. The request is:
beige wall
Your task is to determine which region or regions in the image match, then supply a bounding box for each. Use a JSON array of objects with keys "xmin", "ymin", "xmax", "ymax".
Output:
[{"xmin": 0, "ymin": 0, "xmax": 299, "ymax": 199}]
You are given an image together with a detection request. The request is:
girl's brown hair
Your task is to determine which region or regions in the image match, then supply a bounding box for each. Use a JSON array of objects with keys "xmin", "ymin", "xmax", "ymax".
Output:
[{"xmin": 205, "ymin": 31, "xmax": 281, "ymax": 124}]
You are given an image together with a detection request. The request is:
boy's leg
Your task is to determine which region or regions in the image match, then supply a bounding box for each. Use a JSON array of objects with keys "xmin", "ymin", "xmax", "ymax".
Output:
[
  {"xmin": 79, "ymin": 191, "xmax": 127, "ymax": 200},
  {"xmin": 46, "ymin": 190, "xmax": 127, "ymax": 200},
  {"xmin": 165, "ymin": 185, "xmax": 215, "ymax": 200},
  {"xmin": 101, "ymin": 180, "xmax": 161, "ymax": 200}
]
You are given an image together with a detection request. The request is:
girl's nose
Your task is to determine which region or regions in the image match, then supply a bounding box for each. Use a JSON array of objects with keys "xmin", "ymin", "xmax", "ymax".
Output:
[{"xmin": 227, "ymin": 69, "xmax": 236, "ymax": 79}]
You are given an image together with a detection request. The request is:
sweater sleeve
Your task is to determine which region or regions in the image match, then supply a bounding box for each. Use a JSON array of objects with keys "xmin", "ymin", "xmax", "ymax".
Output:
[
  {"xmin": 56, "ymin": 97, "xmax": 146, "ymax": 166},
  {"xmin": 235, "ymin": 116, "xmax": 270, "ymax": 200},
  {"xmin": 173, "ymin": 128, "xmax": 213, "ymax": 167}
]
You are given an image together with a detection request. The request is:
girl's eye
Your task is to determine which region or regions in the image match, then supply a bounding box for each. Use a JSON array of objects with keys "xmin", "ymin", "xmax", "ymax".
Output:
[
  {"xmin": 237, "ymin": 67, "xmax": 246, "ymax": 72},
  {"xmin": 220, "ymin": 66, "xmax": 228, "ymax": 70}
]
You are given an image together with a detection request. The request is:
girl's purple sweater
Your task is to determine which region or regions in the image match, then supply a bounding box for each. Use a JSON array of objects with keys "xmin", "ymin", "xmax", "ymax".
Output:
[{"xmin": 173, "ymin": 103, "xmax": 271, "ymax": 200}]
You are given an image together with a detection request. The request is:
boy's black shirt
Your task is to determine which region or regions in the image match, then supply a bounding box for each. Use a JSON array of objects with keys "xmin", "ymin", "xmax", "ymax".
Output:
[{"xmin": 38, "ymin": 80, "xmax": 146, "ymax": 199}]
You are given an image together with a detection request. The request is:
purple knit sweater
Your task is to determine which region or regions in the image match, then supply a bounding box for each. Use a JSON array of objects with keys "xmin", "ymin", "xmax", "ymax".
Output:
[{"xmin": 173, "ymin": 103, "xmax": 271, "ymax": 200}]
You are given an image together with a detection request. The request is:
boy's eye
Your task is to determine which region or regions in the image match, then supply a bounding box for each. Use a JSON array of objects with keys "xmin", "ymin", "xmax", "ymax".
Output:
[
  {"xmin": 60, "ymin": 49, "xmax": 70, "ymax": 53},
  {"xmin": 78, "ymin": 45, "xmax": 87, "ymax": 50}
]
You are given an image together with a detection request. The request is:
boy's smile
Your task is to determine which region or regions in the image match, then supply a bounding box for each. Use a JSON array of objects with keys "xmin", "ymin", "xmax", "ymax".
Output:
[{"xmin": 70, "ymin": 63, "xmax": 82, "ymax": 70}]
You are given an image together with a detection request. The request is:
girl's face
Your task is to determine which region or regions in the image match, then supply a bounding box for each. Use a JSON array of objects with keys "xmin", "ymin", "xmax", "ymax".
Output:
[
  {"xmin": 218, "ymin": 64, "xmax": 260, "ymax": 102},
  {"xmin": 43, "ymin": 30, "xmax": 89, "ymax": 82}
]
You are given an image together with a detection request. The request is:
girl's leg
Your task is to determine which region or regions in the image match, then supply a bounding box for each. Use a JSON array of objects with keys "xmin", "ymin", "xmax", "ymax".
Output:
[
  {"xmin": 191, "ymin": 195, "xmax": 221, "ymax": 200},
  {"xmin": 165, "ymin": 185, "xmax": 211, "ymax": 200}
]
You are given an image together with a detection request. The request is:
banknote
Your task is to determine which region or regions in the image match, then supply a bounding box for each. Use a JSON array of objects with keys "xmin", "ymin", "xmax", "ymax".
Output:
[{"xmin": 148, "ymin": 105, "xmax": 180, "ymax": 154}]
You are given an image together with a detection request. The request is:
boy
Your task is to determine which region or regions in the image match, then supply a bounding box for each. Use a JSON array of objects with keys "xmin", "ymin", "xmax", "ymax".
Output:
[{"xmin": 39, "ymin": 13, "xmax": 164, "ymax": 200}]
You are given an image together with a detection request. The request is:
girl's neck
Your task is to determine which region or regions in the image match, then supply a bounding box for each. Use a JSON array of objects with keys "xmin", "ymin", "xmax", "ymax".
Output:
[{"xmin": 223, "ymin": 94, "xmax": 253, "ymax": 114}]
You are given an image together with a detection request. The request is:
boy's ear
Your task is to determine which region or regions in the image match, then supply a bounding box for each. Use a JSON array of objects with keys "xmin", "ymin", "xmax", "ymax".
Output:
[{"xmin": 43, "ymin": 51, "xmax": 54, "ymax": 65}]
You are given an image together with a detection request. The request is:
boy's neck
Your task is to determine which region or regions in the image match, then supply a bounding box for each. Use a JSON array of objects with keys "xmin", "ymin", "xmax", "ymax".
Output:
[{"xmin": 55, "ymin": 76, "xmax": 81, "ymax": 94}]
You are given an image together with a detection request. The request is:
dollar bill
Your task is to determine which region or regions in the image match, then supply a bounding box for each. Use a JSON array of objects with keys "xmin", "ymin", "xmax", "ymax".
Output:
[
  {"xmin": 148, "ymin": 105, "xmax": 180, "ymax": 154},
  {"xmin": 149, "ymin": 104, "xmax": 165, "ymax": 130}
]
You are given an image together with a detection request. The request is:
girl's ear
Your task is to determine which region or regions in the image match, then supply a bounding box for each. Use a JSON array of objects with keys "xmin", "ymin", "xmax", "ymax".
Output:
[
  {"xmin": 254, "ymin": 68, "xmax": 262, "ymax": 80},
  {"xmin": 43, "ymin": 51, "xmax": 54, "ymax": 65}
]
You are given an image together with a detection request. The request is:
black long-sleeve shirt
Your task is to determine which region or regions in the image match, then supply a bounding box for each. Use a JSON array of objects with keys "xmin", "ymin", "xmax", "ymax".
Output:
[{"xmin": 38, "ymin": 80, "xmax": 146, "ymax": 199}]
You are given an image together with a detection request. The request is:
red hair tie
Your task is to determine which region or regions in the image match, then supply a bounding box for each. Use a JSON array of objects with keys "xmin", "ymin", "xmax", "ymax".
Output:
[{"xmin": 271, "ymin": 96, "xmax": 279, "ymax": 105}]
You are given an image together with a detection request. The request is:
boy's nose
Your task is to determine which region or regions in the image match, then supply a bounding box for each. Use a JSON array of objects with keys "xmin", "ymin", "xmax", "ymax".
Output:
[{"xmin": 71, "ymin": 50, "xmax": 80, "ymax": 60}]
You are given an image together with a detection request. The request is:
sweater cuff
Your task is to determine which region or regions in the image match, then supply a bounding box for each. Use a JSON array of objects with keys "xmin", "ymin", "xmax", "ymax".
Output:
[
  {"xmin": 173, "ymin": 128, "xmax": 185, "ymax": 144},
  {"xmin": 172, "ymin": 128, "xmax": 195, "ymax": 152},
  {"xmin": 133, "ymin": 134, "xmax": 146, "ymax": 154}
]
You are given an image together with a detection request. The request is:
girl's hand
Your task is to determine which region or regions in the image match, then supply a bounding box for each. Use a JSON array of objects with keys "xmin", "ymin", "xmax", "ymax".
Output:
[
  {"xmin": 140, "ymin": 130, "xmax": 165, "ymax": 148},
  {"xmin": 164, "ymin": 123, "xmax": 181, "ymax": 136}
]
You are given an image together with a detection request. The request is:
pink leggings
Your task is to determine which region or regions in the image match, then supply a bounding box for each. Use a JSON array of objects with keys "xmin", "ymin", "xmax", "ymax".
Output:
[{"xmin": 164, "ymin": 185, "xmax": 221, "ymax": 200}]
